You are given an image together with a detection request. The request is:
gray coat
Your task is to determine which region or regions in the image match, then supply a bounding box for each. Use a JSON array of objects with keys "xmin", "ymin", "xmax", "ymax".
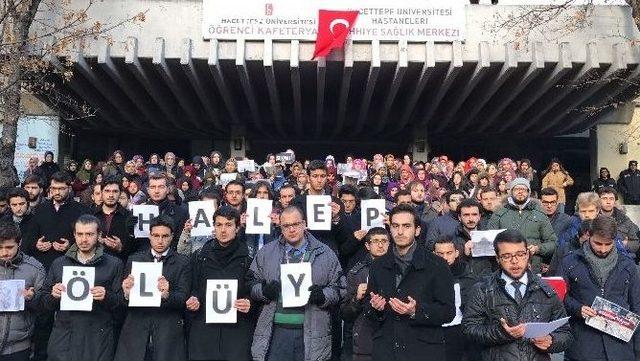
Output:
[
  {"xmin": 0, "ymin": 252, "xmax": 45, "ymax": 355},
  {"xmin": 248, "ymin": 232, "xmax": 346, "ymax": 361}
]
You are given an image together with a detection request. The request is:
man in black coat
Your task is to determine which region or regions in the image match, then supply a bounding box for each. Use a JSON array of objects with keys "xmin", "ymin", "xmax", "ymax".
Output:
[
  {"xmin": 341, "ymin": 227, "xmax": 390, "ymax": 361},
  {"xmin": 39, "ymin": 215, "xmax": 123, "ymax": 361},
  {"xmin": 145, "ymin": 173, "xmax": 188, "ymax": 248},
  {"xmin": 617, "ymin": 160, "xmax": 640, "ymax": 205},
  {"xmin": 366, "ymin": 204, "xmax": 455, "ymax": 361},
  {"xmin": 114, "ymin": 215, "xmax": 191, "ymax": 361},
  {"xmin": 454, "ymin": 198, "xmax": 496, "ymax": 278},
  {"xmin": 462, "ymin": 229, "xmax": 572, "ymax": 360},
  {"xmin": 94, "ymin": 178, "xmax": 136, "ymax": 261},
  {"xmin": 2, "ymin": 187, "xmax": 34, "ymax": 235},
  {"xmin": 185, "ymin": 206, "xmax": 253, "ymax": 361}
]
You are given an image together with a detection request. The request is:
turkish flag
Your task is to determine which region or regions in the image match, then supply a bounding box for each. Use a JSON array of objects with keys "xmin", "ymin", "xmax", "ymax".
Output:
[
  {"xmin": 313, "ymin": 10, "xmax": 359, "ymax": 59},
  {"xmin": 541, "ymin": 277, "xmax": 567, "ymax": 301}
]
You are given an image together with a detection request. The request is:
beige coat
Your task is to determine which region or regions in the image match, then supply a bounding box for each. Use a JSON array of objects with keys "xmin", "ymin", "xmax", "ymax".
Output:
[{"xmin": 542, "ymin": 171, "xmax": 574, "ymax": 203}]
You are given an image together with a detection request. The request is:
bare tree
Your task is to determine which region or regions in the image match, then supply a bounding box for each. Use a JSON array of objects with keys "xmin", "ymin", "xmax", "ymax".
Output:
[{"xmin": 0, "ymin": 0, "xmax": 145, "ymax": 188}]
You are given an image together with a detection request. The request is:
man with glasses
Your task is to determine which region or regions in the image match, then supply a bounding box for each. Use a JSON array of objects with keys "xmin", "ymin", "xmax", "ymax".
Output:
[
  {"xmin": 487, "ymin": 178, "xmax": 556, "ymax": 274},
  {"xmin": 463, "ymin": 229, "xmax": 571, "ymax": 360},
  {"xmin": 341, "ymin": 227, "xmax": 390, "ymax": 361},
  {"xmin": 540, "ymin": 187, "xmax": 572, "ymax": 242},
  {"xmin": 248, "ymin": 205, "xmax": 345, "ymax": 361},
  {"xmin": 23, "ymin": 171, "xmax": 90, "ymax": 361}
]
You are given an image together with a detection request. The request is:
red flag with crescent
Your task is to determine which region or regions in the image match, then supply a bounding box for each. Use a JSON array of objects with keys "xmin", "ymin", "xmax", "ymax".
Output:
[{"xmin": 313, "ymin": 10, "xmax": 359, "ymax": 59}]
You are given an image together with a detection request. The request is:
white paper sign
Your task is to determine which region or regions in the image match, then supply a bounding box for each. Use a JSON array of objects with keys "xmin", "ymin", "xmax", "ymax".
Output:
[
  {"xmin": 60, "ymin": 266, "xmax": 95, "ymax": 311},
  {"xmin": 360, "ymin": 199, "xmax": 386, "ymax": 231},
  {"xmin": 524, "ymin": 316, "xmax": 570, "ymax": 338},
  {"xmin": 133, "ymin": 205, "xmax": 160, "ymax": 238},
  {"xmin": 128, "ymin": 262, "xmax": 163, "ymax": 307},
  {"xmin": 471, "ymin": 229, "xmax": 506, "ymax": 257},
  {"xmin": 189, "ymin": 200, "xmax": 217, "ymax": 237},
  {"xmin": 280, "ymin": 262, "xmax": 312, "ymax": 308},
  {"xmin": 219, "ymin": 173, "xmax": 237, "ymax": 186},
  {"xmin": 306, "ymin": 195, "xmax": 332, "ymax": 231},
  {"xmin": 0, "ymin": 279, "xmax": 26, "ymax": 311},
  {"xmin": 237, "ymin": 159, "xmax": 256, "ymax": 172},
  {"xmin": 246, "ymin": 198, "xmax": 273, "ymax": 235},
  {"xmin": 443, "ymin": 283, "xmax": 462, "ymax": 327},
  {"xmin": 206, "ymin": 279, "xmax": 238, "ymax": 323}
]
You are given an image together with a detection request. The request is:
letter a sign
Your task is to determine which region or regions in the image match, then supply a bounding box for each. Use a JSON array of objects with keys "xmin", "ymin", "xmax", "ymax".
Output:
[
  {"xmin": 206, "ymin": 279, "xmax": 238, "ymax": 323},
  {"xmin": 60, "ymin": 266, "xmax": 95, "ymax": 311},
  {"xmin": 188, "ymin": 200, "xmax": 217, "ymax": 237},
  {"xmin": 128, "ymin": 262, "xmax": 163, "ymax": 307},
  {"xmin": 280, "ymin": 263, "xmax": 312, "ymax": 308}
]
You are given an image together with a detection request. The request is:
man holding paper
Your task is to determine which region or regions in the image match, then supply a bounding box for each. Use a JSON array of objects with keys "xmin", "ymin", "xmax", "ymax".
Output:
[
  {"xmin": 0, "ymin": 222, "xmax": 45, "ymax": 361},
  {"xmin": 248, "ymin": 206, "xmax": 345, "ymax": 361},
  {"xmin": 463, "ymin": 229, "xmax": 571, "ymax": 360},
  {"xmin": 185, "ymin": 206, "xmax": 253, "ymax": 361},
  {"xmin": 114, "ymin": 215, "xmax": 191, "ymax": 361},
  {"xmin": 560, "ymin": 215, "xmax": 640, "ymax": 361},
  {"xmin": 39, "ymin": 215, "xmax": 123, "ymax": 361}
]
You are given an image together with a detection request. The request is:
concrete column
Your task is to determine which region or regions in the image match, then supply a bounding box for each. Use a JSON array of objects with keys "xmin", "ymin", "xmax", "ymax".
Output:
[
  {"xmin": 411, "ymin": 126, "xmax": 429, "ymax": 163},
  {"xmin": 229, "ymin": 126, "xmax": 247, "ymax": 159},
  {"xmin": 591, "ymin": 101, "xmax": 638, "ymax": 180}
]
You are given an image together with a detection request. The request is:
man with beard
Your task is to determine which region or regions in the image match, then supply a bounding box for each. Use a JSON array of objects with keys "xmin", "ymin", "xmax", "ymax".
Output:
[
  {"xmin": 561, "ymin": 215, "xmax": 640, "ymax": 361},
  {"xmin": 454, "ymin": 198, "xmax": 496, "ymax": 277},
  {"xmin": 366, "ymin": 204, "xmax": 455, "ymax": 361},
  {"xmin": 40, "ymin": 215, "xmax": 123, "ymax": 361},
  {"xmin": 2, "ymin": 188, "xmax": 34, "ymax": 234},
  {"xmin": 94, "ymin": 178, "xmax": 135, "ymax": 260},
  {"xmin": 487, "ymin": 178, "xmax": 556, "ymax": 274},
  {"xmin": 433, "ymin": 237, "xmax": 477, "ymax": 361},
  {"xmin": 463, "ymin": 230, "xmax": 571, "ymax": 360},
  {"xmin": 23, "ymin": 175, "xmax": 44, "ymax": 211}
]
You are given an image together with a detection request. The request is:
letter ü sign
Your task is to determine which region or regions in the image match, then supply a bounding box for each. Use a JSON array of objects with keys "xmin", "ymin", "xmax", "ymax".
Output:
[{"xmin": 313, "ymin": 9, "xmax": 359, "ymax": 59}]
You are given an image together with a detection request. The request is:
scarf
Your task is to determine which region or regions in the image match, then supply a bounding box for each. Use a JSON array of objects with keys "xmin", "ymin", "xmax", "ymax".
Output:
[
  {"xmin": 211, "ymin": 238, "xmax": 241, "ymax": 267},
  {"xmin": 393, "ymin": 241, "xmax": 417, "ymax": 275},
  {"xmin": 583, "ymin": 241, "xmax": 618, "ymax": 288}
]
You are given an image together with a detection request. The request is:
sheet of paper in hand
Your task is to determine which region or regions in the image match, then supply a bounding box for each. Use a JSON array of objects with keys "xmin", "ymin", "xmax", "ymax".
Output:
[
  {"xmin": 360, "ymin": 199, "xmax": 386, "ymax": 231},
  {"xmin": 586, "ymin": 296, "xmax": 640, "ymax": 342},
  {"xmin": 0, "ymin": 279, "xmax": 26, "ymax": 311},
  {"xmin": 133, "ymin": 205, "xmax": 160, "ymax": 238},
  {"xmin": 60, "ymin": 266, "xmax": 95, "ymax": 311},
  {"xmin": 237, "ymin": 160, "xmax": 256, "ymax": 172},
  {"xmin": 246, "ymin": 198, "xmax": 273, "ymax": 235},
  {"xmin": 206, "ymin": 279, "xmax": 238, "ymax": 323},
  {"xmin": 219, "ymin": 173, "xmax": 237, "ymax": 187},
  {"xmin": 188, "ymin": 200, "xmax": 217, "ymax": 237},
  {"xmin": 280, "ymin": 262, "xmax": 312, "ymax": 308},
  {"xmin": 523, "ymin": 316, "xmax": 570, "ymax": 339},
  {"xmin": 470, "ymin": 229, "xmax": 505, "ymax": 257},
  {"xmin": 306, "ymin": 195, "xmax": 332, "ymax": 231},
  {"xmin": 128, "ymin": 262, "xmax": 163, "ymax": 307}
]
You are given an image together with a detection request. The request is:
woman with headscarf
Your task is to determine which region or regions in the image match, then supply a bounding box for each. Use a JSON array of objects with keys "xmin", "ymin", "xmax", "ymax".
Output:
[
  {"xmin": 208, "ymin": 151, "xmax": 225, "ymax": 177},
  {"xmin": 182, "ymin": 165, "xmax": 202, "ymax": 190},
  {"xmin": 398, "ymin": 164, "xmax": 415, "ymax": 190},
  {"xmin": 73, "ymin": 159, "xmax": 93, "ymax": 193},
  {"xmin": 36, "ymin": 151, "xmax": 60, "ymax": 185},
  {"xmin": 177, "ymin": 177, "xmax": 198, "ymax": 203},
  {"xmin": 103, "ymin": 150, "xmax": 126, "ymax": 179},
  {"xmin": 146, "ymin": 153, "xmax": 163, "ymax": 175},
  {"xmin": 191, "ymin": 156, "xmax": 207, "ymax": 180}
]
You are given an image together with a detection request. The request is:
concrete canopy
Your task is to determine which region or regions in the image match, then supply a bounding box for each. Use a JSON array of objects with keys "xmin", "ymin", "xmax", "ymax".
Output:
[{"xmin": 37, "ymin": 1, "xmax": 640, "ymax": 140}]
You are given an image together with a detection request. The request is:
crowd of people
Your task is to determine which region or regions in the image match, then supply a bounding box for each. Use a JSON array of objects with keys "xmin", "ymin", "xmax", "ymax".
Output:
[{"xmin": 1, "ymin": 148, "xmax": 640, "ymax": 361}]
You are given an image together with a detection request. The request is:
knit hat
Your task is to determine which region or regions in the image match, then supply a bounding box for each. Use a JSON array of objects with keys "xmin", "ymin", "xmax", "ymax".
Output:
[{"xmin": 509, "ymin": 177, "xmax": 530, "ymax": 191}]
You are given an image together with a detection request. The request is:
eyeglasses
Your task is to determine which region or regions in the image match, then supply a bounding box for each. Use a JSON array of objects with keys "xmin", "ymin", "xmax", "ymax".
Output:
[
  {"xmin": 541, "ymin": 200, "xmax": 557, "ymax": 205},
  {"xmin": 281, "ymin": 221, "xmax": 304, "ymax": 230},
  {"xmin": 367, "ymin": 239, "xmax": 389, "ymax": 246},
  {"xmin": 497, "ymin": 251, "xmax": 528, "ymax": 262}
]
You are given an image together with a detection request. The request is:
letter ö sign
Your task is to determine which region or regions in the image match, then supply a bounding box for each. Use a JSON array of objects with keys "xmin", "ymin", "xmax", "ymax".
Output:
[{"xmin": 60, "ymin": 266, "xmax": 95, "ymax": 311}]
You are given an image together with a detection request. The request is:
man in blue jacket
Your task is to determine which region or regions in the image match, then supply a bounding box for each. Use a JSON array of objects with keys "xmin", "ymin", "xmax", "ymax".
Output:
[{"xmin": 561, "ymin": 215, "xmax": 640, "ymax": 361}]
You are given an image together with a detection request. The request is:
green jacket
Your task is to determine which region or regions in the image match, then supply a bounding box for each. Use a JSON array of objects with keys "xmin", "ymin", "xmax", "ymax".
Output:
[{"xmin": 487, "ymin": 198, "xmax": 557, "ymax": 274}]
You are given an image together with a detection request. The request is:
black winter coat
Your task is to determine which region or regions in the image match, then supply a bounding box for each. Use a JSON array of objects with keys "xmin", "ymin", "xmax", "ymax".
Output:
[
  {"xmin": 454, "ymin": 224, "xmax": 498, "ymax": 278},
  {"xmin": 114, "ymin": 249, "xmax": 191, "ymax": 361},
  {"xmin": 187, "ymin": 238, "xmax": 254, "ymax": 361},
  {"xmin": 560, "ymin": 248, "xmax": 640, "ymax": 361},
  {"xmin": 94, "ymin": 205, "xmax": 136, "ymax": 260},
  {"xmin": 23, "ymin": 199, "xmax": 90, "ymax": 269},
  {"xmin": 341, "ymin": 256, "xmax": 375, "ymax": 357},
  {"xmin": 462, "ymin": 271, "xmax": 572, "ymax": 361},
  {"xmin": 145, "ymin": 198, "xmax": 188, "ymax": 249},
  {"xmin": 366, "ymin": 244, "xmax": 456, "ymax": 361},
  {"xmin": 292, "ymin": 194, "xmax": 351, "ymax": 255},
  {"xmin": 618, "ymin": 169, "xmax": 640, "ymax": 204},
  {"xmin": 40, "ymin": 245, "xmax": 123, "ymax": 361}
]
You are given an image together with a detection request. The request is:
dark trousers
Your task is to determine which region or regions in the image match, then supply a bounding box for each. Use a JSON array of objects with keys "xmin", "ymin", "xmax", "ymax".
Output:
[
  {"xmin": 444, "ymin": 325, "xmax": 466, "ymax": 361},
  {"xmin": 32, "ymin": 310, "xmax": 53, "ymax": 361},
  {"xmin": 0, "ymin": 349, "xmax": 30, "ymax": 361},
  {"xmin": 267, "ymin": 327, "xmax": 304, "ymax": 361}
]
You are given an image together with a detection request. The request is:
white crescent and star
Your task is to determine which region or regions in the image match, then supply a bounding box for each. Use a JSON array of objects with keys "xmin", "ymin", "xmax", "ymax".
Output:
[{"xmin": 329, "ymin": 18, "xmax": 350, "ymax": 36}]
